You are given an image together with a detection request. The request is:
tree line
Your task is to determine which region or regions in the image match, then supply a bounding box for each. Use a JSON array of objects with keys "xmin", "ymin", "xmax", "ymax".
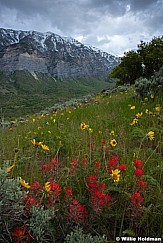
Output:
[{"xmin": 109, "ymin": 36, "xmax": 163, "ymax": 85}]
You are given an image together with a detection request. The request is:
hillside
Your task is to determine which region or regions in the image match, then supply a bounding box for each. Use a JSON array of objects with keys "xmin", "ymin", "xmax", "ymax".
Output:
[
  {"xmin": 0, "ymin": 70, "xmax": 115, "ymax": 118},
  {"xmin": 0, "ymin": 86, "xmax": 162, "ymax": 242}
]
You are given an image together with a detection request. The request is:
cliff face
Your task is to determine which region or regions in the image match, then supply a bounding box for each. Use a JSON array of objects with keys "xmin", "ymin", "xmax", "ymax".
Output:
[{"xmin": 0, "ymin": 28, "xmax": 120, "ymax": 79}]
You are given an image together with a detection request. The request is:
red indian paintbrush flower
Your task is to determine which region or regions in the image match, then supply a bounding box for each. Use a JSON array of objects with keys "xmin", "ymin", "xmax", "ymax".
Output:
[
  {"xmin": 118, "ymin": 164, "xmax": 127, "ymax": 171},
  {"xmin": 136, "ymin": 180, "xmax": 147, "ymax": 190},
  {"xmin": 12, "ymin": 226, "xmax": 26, "ymax": 237},
  {"xmin": 12, "ymin": 225, "xmax": 32, "ymax": 243},
  {"xmin": 130, "ymin": 192, "xmax": 144, "ymax": 207},
  {"xmin": 134, "ymin": 159, "xmax": 143, "ymax": 169},
  {"xmin": 67, "ymin": 199, "xmax": 88, "ymax": 223},
  {"xmin": 134, "ymin": 169, "xmax": 144, "ymax": 177}
]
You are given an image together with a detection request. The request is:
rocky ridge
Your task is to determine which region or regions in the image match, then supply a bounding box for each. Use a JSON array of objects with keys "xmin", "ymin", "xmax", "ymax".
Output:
[{"xmin": 0, "ymin": 28, "xmax": 119, "ymax": 79}]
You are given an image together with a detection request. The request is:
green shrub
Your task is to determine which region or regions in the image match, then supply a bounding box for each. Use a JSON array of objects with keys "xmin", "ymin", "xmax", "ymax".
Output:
[
  {"xmin": 0, "ymin": 163, "xmax": 24, "ymax": 242},
  {"xmin": 64, "ymin": 227, "xmax": 108, "ymax": 243}
]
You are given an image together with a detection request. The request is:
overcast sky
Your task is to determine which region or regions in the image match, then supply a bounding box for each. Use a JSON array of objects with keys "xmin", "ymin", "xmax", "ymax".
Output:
[{"xmin": 0, "ymin": 0, "xmax": 162, "ymax": 56}]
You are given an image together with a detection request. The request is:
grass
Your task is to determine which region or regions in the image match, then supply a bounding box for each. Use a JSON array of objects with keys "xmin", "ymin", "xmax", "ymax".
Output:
[{"xmin": 0, "ymin": 86, "xmax": 163, "ymax": 242}]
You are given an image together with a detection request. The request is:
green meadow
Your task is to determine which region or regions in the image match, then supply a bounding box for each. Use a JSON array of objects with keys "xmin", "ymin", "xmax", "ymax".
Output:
[{"xmin": 0, "ymin": 86, "xmax": 163, "ymax": 242}]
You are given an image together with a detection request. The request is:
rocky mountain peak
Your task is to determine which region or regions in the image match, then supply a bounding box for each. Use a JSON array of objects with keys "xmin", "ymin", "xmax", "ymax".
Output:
[{"xmin": 0, "ymin": 28, "xmax": 120, "ymax": 79}]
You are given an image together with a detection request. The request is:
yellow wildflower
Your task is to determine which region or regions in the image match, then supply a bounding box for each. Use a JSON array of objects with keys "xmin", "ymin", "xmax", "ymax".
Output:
[
  {"xmin": 41, "ymin": 144, "xmax": 50, "ymax": 151},
  {"xmin": 150, "ymin": 95, "xmax": 154, "ymax": 99},
  {"xmin": 155, "ymin": 106, "xmax": 161, "ymax": 112},
  {"xmin": 130, "ymin": 106, "xmax": 135, "ymax": 110},
  {"xmin": 80, "ymin": 122, "xmax": 88, "ymax": 130},
  {"xmin": 44, "ymin": 182, "xmax": 51, "ymax": 192},
  {"xmin": 31, "ymin": 139, "xmax": 42, "ymax": 146},
  {"xmin": 110, "ymin": 130, "xmax": 115, "ymax": 136},
  {"xmin": 110, "ymin": 139, "xmax": 117, "ymax": 147},
  {"xmin": 88, "ymin": 128, "xmax": 93, "ymax": 133},
  {"xmin": 135, "ymin": 112, "xmax": 143, "ymax": 118},
  {"xmin": 7, "ymin": 163, "xmax": 15, "ymax": 173},
  {"xmin": 111, "ymin": 169, "xmax": 120, "ymax": 183},
  {"xmin": 20, "ymin": 178, "xmax": 30, "ymax": 189},
  {"xmin": 32, "ymin": 119, "xmax": 36, "ymax": 122},
  {"xmin": 130, "ymin": 118, "xmax": 138, "ymax": 126},
  {"xmin": 144, "ymin": 97, "xmax": 148, "ymax": 101},
  {"xmin": 145, "ymin": 109, "xmax": 149, "ymax": 114},
  {"xmin": 148, "ymin": 111, "xmax": 153, "ymax": 115},
  {"xmin": 148, "ymin": 131, "xmax": 155, "ymax": 141}
]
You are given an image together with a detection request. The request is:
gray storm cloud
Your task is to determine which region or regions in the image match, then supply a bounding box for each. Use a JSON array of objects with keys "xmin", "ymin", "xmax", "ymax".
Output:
[{"xmin": 0, "ymin": 0, "xmax": 162, "ymax": 55}]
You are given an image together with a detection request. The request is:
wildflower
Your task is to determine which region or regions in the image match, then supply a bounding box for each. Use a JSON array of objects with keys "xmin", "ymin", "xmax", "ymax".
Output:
[
  {"xmin": 64, "ymin": 187, "xmax": 74, "ymax": 202},
  {"xmin": 145, "ymin": 109, "xmax": 149, "ymax": 114},
  {"xmin": 150, "ymin": 94, "xmax": 154, "ymax": 99},
  {"xmin": 50, "ymin": 158, "xmax": 60, "ymax": 172},
  {"xmin": 149, "ymin": 111, "xmax": 153, "ymax": 115},
  {"xmin": 70, "ymin": 159, "xmax": 79, "ymax": 174},
  {"xmin": 135, "ymin": 112, "xmax": 143, "ymax": 118},
  {"xmin": 107, "ymin": 155, "xmax": 118, "ymax": 172},
  {"xmin": 155, "ymin": 106, "xmax": 161, "ymax": 112},
  {"xmin": 12, "ymin": 225, "xmax": 32, "ymax": 242},
  {"xmin": 87, "ymin": 175, "xmax": 98, "ymax": 183},
  {"xmin": 40, "ymin": 164, "xmax": 50, "ymax": 173},
  {"xmin": 67, "ymin": 199, "xmax": 88, "ymax": 223},
  {"xmin": 110, "ymin": 139, "xmax": 117, "ymax": 147},
  {"xmin": 130, "ymin": 192, "xmax": 144, "ymax": 207},
  {"xmin": 45, "ymin": 180, "xmax": 61, "ymax": 195},
  {"xmin": 136, "ymin": 180, "xmax": 147, "ymax": 190},
  {"xmin": 32, "ymin": 118, "xmax": 36, "ymax": 122},
  {"xmin": 88, "ymin": 127, "xmax": 93, "ymax": 133},
  {"xmin": 44, "ymin": 182, "xmax": 51, "ymax": 192},
  {"xmin": 7, "ymin": 163, "xmax": 15, "ymax": 173},
  {"xmin": 130, "ymin": 118, "xmax": 138, "ymax": 126},
  {"xmin": 134, "ymin": 169, "xmax": 144, "ymax": 177},
  {"xmin": 12, "ymin": 225, "xmax": 26, "ymax": 237},
  {"xmin": 134, "ymin": 159, "xmax": 143, "ymax": 169},
  {"xmin": 111, "ymin": 169, "xmax": 120, "ymax": 183},
  {"xmin": 50, "ymin": 182, "xmax": 62, "ymax": 195},
  {"xmin": 31, "ymin": 139, "xmax": 42, "ymax": 146},
  {"xmin": 148, "ymin": 131, "xmax": 155, "ymax": 141},
  {"xmin": 109, "ymin": 155, "xmax": 119, "ymax": 165},
  {"xmin": 20, "ymin": 178, "xmax": 30, "ymax": 189},
  {"xmin": 41, "ymin": 144, "xmax": 50, "ymax": 151},
  {"xmin": 88, "ymin": 182, "xmax": 98, "ymax": 195},
  {"xmin": 118, "ymin": 163, "xmax": 127, "ymax": 171},
  {"xmin": 130, "ymin": 106, "xmax": 135, "ymax": 110},
  {"xmin": 93, "ymin": 161, "xmax": 101, "ymax": 173},
  {"xmin": 80, "ymin": 122, "xmax": 88, "ymax": 130},
  {"xmin": 25, "ymin": 194, "xmax": 40, "ymax": 209},
  {"xmin": 110, "ymin": 130, "xmax": 115, "ymax": 136},
  {"xmin": 30, "ymin": 181, "xmax": 42, "ymax": 194},
  {"xmin": 91, "ymin": 191, "xmax": 112, "ymax": 213},
  {"xmin": 144, "ymin": 97, "xmax": 148, "ymax": 101}
]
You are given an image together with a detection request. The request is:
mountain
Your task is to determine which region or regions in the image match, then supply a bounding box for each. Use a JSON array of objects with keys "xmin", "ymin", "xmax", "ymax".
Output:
[{"xmin": 0, "ymin": 28, "xmax": 119, "ymax": 79}]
